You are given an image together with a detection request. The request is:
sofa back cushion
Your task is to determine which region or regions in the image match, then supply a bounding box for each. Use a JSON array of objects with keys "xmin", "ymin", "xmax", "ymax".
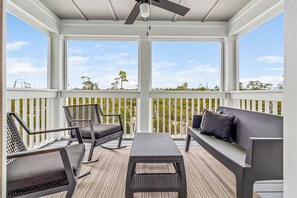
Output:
[
  {"xmin": 200, "ymin": 110, "xmax": 235, "ymax": 142},
  {"xmin": 217, "ymin": 106, "xmax": 283, "ymax": 150}
]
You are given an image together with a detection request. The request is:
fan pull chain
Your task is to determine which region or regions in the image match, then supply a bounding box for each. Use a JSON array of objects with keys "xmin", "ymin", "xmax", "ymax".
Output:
[{"xmin": 146, "ymin": 0, "xmax": 152, "ymax": 36}]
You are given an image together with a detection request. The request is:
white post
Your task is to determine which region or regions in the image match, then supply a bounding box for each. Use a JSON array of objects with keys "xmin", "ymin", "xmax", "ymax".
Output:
[
  {"xmin": 223, "ymin": 36, "xmax": 239, "ymax": 107},
  {"xmin": 137, "ymin": 36, "xmax": 152, "ymax": 132},
  {"xmin": 0, "ymin": 0, "xmax": 6, "ymax": 195},
  {"xmin": 284, "ymin": 0, "xmax": 297, "ymax": 197},
  {"xmin": 48, "ymin": 34, "xmax": 66, "ymax": 138}
]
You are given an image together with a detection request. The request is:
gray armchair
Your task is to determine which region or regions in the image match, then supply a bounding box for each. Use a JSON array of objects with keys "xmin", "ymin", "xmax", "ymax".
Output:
[
  {"xmin": 6, "ymin": 112, "xmax": 89, "ymax": 198},
  {"xmin": 63, "ymin": 104, "xmax": 126, "ymax": 163}
]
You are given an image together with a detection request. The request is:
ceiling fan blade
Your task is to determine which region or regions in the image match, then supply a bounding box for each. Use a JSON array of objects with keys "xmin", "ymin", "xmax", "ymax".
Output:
[
  {"xmin": 152, "ymin": 0, "xmax": 190, "ymax": 16},
  {"xmin": 125, "ymin": 3, "xmax": 141, "ymax": 24}
]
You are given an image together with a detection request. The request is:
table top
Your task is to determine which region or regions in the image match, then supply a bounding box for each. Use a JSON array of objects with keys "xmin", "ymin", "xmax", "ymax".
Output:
[{"xmin": 130, "ymin": 133, "xmax": 183, "ymax": 162}]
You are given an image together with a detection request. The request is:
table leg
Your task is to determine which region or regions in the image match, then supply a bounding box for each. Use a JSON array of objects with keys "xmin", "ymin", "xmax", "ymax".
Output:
[
  {"xmin": 125, "ymin": 161, "xmax": 136, "ymax": 198},
  {"xmin": 176, "ymin": 161, "xmax": 187, "ymax": 198}
]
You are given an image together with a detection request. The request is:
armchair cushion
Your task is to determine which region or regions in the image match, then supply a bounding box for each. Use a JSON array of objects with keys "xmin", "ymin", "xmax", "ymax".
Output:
[
  {"xmin": 80, "ymin": 123, "xmax": 122, "ymax": 139},
  {"xmin": 7, "ymin": 144, "xmax": 85, "ymax": 192}
]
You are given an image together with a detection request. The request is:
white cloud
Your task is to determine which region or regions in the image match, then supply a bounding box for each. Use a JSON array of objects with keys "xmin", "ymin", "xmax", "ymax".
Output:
[
  {"xmin": 6, "ymin": 58, "xmax": 46, "ymax": 75},
  {"xmin": 256, "ymin": 56, "xmax": 284, "ymax": 64},
  {"xmin": 188, "ymin": 60, "xmax": 195, "ymax": 64},
  {"xmin": 264, "ymin": 67, "xmax": 283, "ymax": 71},
  {"xmin": 68, "ymin": 56, "xmax": 90, "ymax": 66},
  {"xmin": 153, "ymin": 61, "xmax": 176, "ymax": 70},
  {"xmin": 152, "ymin": 61, "xmax": 220, "ymax": 89},
  {"xmin": 95, "ymin": 53, "xmax": 130, "ymax": 62},
  {"xmin": 193, "ymin": 64, "xmax": 220, "ymax": 74},
  {"xmin": 7, "ymin": 41, "xmax": 29, "ymax": 52}
]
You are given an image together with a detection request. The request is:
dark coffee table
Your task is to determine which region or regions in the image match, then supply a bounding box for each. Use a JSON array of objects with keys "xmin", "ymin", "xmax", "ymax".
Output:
[{"xmin": 125, "ymin": 133, "xmax": 187, "ymax": 198}]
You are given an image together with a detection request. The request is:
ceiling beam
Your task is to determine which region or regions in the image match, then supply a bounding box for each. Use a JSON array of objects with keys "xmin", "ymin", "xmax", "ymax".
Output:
[
  {"xmin": 69, "ymin": 0, "xmax": 88, "ymax": 21},
  {"xmin": 202, "ymin": 0, "xmax": 220, "ymax": 22},
  {"xmin": 7, "ymin": 0, "xmax": 60, "ymax": 34},
  {"xmin": 61, "ymin": 20, "xmax": 227, "ymax": 38},
  {"xmin": 108, "ymin": 0, "xmax": 118, "ymax": 21},
  {"xmin": 228, "ymin": 0, "xmax": 283, "ymax": 36}
]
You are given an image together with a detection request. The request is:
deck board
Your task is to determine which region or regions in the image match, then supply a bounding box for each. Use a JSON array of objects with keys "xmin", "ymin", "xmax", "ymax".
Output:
[{"xmin": 44, "ymin": 140, "xmax": 283, "ymax": 198}]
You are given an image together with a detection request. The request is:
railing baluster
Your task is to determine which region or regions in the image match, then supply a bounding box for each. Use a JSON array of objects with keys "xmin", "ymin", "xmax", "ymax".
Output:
[
  {"xmin": 106, "ymin": 98, "xmax": 110, "ymax": 124},
  {"xmin": 252, "ymin": 100, "xmax": 256, "ymax": 111},
  {"xmin": 29, "ymin": 99, "xmax": 34, "ymax": 149},
  {"xmin": 180, "ymin": 98, "xmax": 183, "ymax": 137},
  {"xmin": 197, "ymin": 98, "xmax": 201, "ymax": 114},
  {"xmin": 15, "ymin": 99, "xmax": 20, "ymax": 138},
  {"xmin": 168, "ymin": 98, "xmax": 171, "ymax": 135},
  {"xmin": 130, "ymin": 98, "xmax": 133, "ymax": 136},
  {"xmin": 157, "ymin": 98, "xmax": 159, "ymax": 133},
  {"xmin": 41, "ymin": 98, "xmax": 46, "ymax": 143},
  {"xmin": 124, "ymin": 98, "xmax": 127, "ymax": 136},
  {"xmin": 118, "ymin": 98, "xmax": 119, "ymax": 122},
  {"xmin": 191, "ymin": 98, "xmax": 194, "ymax": 121},
  {"xmin": 186, "ymin": 98, "xmax": 189, "ymax": 131},
  {"xmin": 203, "ymin": 98, "xmax": 206, "ymax": 110},
  {"xmin": 22, "ymin": 99, "xmax": 28, "ymax": 148},
  {"xmin": 272, "ymin": 101, "xmax": 278, "ymax": 115},
  {"xmin": 35, "ymin": 98, "xmax": 40, "ymax": 147},
  {"xmin": 163, "ymin": 98, "xmax": 165, "ymax": 132},
  {"xmin": 265, "ymin": 101, "xmax": 270, "ymax": 114},
  {"xmin": 112, "ymin": 98, "xmax": 115, "ymax": 124},
  {"xmin": 174, "ymin": 98, "xmax": 177, "ymax": 137}
]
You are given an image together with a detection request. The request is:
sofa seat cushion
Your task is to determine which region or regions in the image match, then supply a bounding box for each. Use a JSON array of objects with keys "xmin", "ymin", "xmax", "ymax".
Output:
[
  {"xmin": 80, "ymin": 123, "xmax": 122, "ymax": 139},
  {"xmin": 7, "ymin": 144, "xmax": 85, "ymax": 192},
  {"xmin": 189, "ymin": 127, "xmax": 248, "ymax": 168}
]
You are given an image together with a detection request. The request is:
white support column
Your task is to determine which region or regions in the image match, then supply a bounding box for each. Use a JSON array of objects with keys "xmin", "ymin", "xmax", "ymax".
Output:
[
  {"xmin": 48, "ymin": 34, "xmax": 66, "ymax": 138},
  {"xmin": 137, "ymin": 37, "xmax": 152, "ymax": 132},
  {"xmin": 0, "ymin": 0, "xmax": 6, "ymax": 195},
  {"xmin": 284, "ymin": 0, "xmax": 297, "ymax": 197},
  {"xmin": 223, "ymin": 36, "xmax": 239, "ymax": 107}
]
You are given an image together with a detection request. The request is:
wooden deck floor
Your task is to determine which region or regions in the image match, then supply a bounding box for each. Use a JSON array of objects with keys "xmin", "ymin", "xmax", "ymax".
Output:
[{"xmin": 44, "ymin": 140, "xmax": 283, "ymax": 198}]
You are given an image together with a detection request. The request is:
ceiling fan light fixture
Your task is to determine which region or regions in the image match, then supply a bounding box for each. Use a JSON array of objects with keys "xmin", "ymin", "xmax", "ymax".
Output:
[{"xmin": 140, "ymin": 3, "xmax": 150, "ymax": 18}]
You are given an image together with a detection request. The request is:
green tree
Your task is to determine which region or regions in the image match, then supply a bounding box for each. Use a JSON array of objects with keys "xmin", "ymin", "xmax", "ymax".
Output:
[
  {"xmin": 176, "ymin": 82, "xmax": 188, "ymax": 90},
  {"xmin": 246, "ymin": 80, "xmax": 272, "ymax": 90},
  {"xmin": 81, "ymin": 76, "xmax": 99, "ymax": 90},
  {"xmin": 114, "ymin": 71, "xmax": 129, "ymax": 89}
]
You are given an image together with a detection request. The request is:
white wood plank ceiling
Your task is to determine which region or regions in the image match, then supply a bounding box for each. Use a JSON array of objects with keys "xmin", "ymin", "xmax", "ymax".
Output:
[{"xmin": 38, "ymin": 0, "xmax": 251, "ymax": 22}]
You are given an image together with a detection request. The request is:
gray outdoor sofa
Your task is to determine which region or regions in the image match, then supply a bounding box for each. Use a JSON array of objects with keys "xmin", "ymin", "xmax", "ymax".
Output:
[{"xmin": 185, "ymin": 106, "xmax": 283, "ymax": 198}]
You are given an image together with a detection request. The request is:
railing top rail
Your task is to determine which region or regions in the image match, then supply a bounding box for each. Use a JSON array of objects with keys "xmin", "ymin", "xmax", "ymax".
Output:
[
  {"xmin": 229, "ymin": 91, "xmax": 284, "ymax": 101},
  {"xmin": 6, "ymin": 89, "xmax": 59, "ymax": 100},
  {"xmin": 149, "ymin": 91, "xmax": 228, "ymax": 99},
  {"xmin": 61, "ymin": 90, "xmax": 141, "ymax": 98}
]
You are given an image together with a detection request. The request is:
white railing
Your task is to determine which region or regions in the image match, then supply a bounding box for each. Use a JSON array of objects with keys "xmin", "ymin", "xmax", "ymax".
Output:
[
  {"xmin": 6, "ymin": 89, "xmax": 58, "ymax": 149},
  {"xmin": 61, "ymin": 90, "xmax": 140, "ymax": 138},
  {"xmin": 230, "ymin": 91, "xmax": 283, "ymax": 115},
  {"xmin": 6, "ymin": 89, "xmax": 284, "ymax": 143},
  {"xmin": 150, "ymin": 91, "xmax": 227, "ymax": 138}
]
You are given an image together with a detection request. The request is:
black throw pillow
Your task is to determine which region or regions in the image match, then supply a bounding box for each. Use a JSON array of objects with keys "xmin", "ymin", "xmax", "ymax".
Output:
[{"xmin": 200, "ymin": 109, "xmax": 235, "ymax": 142}]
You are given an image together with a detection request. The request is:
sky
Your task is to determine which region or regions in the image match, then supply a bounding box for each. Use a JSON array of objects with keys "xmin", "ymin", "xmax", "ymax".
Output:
[{"xmin": 6, "ymin": 12, "xmax": 284, "ymax": 90}]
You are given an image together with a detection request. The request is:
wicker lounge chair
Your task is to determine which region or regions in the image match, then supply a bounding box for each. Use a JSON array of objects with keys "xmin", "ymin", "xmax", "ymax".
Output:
[
  {"xmin": 6, "ymin": 112, "xmax": 89, "ymax": 198},
  {"xmin": 63, "ymin": 104, "xmax": 126, "ymax": 163}
]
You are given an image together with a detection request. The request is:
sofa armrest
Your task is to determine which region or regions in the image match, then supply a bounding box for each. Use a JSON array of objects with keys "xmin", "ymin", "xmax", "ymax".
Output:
[
  {"xmin": 245, "ymin": 137, "xmax": 283, "ymax": 177},
  {"xmin": 192, "ymin": 115, "xmax": 203, "ymax": 128}
]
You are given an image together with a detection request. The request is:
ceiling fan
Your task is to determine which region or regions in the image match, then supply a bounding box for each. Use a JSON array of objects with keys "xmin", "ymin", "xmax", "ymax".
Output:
[{"xmin": 125, "ymin": 0, "xmax": 190, "ymax": 24}]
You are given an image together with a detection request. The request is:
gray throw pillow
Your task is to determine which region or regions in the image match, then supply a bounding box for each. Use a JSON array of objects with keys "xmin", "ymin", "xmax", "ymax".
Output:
[{"xmin": 200, "ymin": 109, "xmax": 235, "ymax": 142}]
